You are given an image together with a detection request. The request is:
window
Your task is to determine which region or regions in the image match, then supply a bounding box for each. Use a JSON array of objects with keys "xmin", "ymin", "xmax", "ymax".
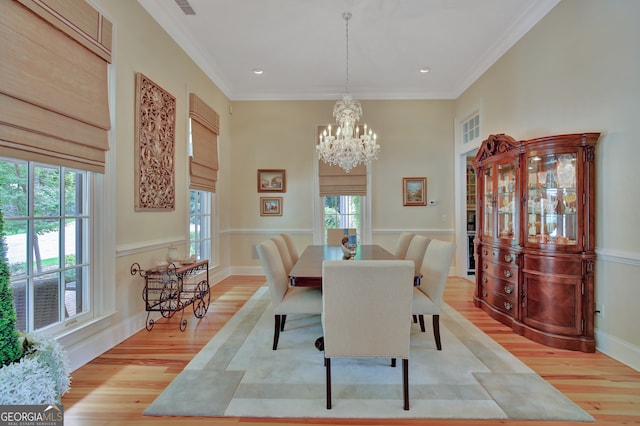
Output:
[
  {"xmin": 189, "ymin": 190, "xmax": 211, "ymax": 261},
  {"xmin": 0, "ymin": 158, "xmax": 90, "ymax": 332},
  {"xmin": 315, "ymin": 126, "xmax": 370, "ymax": 244},
  {"xmin": 462, "ymin": 113, "xmax": 480, "ymax": 144},
  {"xmin": 323, "ymin": 195, "xmax": 361, "ymax": 242}
]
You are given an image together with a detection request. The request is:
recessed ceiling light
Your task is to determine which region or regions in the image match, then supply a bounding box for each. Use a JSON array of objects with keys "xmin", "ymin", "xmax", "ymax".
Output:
[
  {"xmin": 419, "ymin": 67, "xmax": 431, "ymax": 74},
  {"xmin": 252, "ymin": 68, "xmax": 263, "ymax": 75}
]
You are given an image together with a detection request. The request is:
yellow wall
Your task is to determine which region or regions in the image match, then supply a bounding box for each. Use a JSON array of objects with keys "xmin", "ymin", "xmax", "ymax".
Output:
[
  {"xmin": 229, "ymin": 99, "xmax": 456, "ymax": 267},
  {"xmin": 81, "ymin": 0, "xmax": 638, "ymax": 370},
  {"xmin": 92, "ymin": 0, "xmax": 232, "ymax": 329},
  {"xmin": 455, "ymin": 0, "xmax": 640, "ymax": 363}
]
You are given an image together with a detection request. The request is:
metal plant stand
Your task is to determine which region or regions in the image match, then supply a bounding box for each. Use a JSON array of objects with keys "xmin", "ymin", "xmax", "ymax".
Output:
[{"xmin": 130, "ymin": 260, "xmax": 210, "ymax": 331}]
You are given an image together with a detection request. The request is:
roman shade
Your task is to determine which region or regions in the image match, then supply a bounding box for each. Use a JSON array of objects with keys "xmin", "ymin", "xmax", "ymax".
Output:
[
  {"xmin": 317, "ymin": 126, "xmax": 367, "ymax": 196},
  {"xmin": 189, "ymin": 93, "xmax": 219, "ymax": 192},
  {"xmin": 0, "ymin": 0, "xmax": 112, "ymax": 173}
]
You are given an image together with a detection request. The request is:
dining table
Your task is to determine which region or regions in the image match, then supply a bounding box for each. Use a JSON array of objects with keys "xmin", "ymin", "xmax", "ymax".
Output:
[{"xmin": 288, "ymin": 244, "xmax": 399, "ymax": 287}]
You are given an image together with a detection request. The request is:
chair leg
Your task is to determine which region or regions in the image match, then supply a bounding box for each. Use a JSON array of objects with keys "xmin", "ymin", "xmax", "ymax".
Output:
[
  {"xmin": 403, "ymin": 358, "xmax": 409, "ymax": 410},
  {"xmin": 433, "ymin": 314, "xmax": 442, "ymax": 350},
  {"xmin": 418, "ymin": 315, "xmax": 426, "ymax": 332},
  {"xmin": 412, "ymin": 314, "xmax": 418, "ymax": 323},
  {"xmin": 280, "ymin": 314, "xmax": 287, "ymax": 331},
  {"xmin": 391, "ymin": 358, "xmax": 396, "ymax": 367},
  {"xmin": 325, "ymin": 358, "xmax": 332, "ymax": 409},
  {"xmin": 273, "ymin": 315, "xmax": 281, "ymax": 350}
]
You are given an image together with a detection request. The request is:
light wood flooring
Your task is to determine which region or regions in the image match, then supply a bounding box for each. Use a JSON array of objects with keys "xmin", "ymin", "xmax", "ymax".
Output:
[{"xmin": 61, "ymin": 275, "xmax": 640, "ymax": 425}]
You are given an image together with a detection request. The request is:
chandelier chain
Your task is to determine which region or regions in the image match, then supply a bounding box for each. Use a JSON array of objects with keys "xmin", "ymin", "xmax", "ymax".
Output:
[{"xmin": 344, "ymin": 12, "xmax": 350, "ymax": 94}]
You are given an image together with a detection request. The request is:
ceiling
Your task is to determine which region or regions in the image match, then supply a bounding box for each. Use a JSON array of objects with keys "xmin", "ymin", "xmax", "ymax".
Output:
[{"xmin": 138, "ymin": 0, "xmax": 559, "ymax": 101}]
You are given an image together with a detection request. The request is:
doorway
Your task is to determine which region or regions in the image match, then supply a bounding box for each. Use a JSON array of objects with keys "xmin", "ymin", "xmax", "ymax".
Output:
[
  {"xmin": 455, "ymin": 148, "xmax": 478, "ymax": 278},
  {"xmin": 465, "ymin": 156, "xmax": 477, "ymax": 275}
]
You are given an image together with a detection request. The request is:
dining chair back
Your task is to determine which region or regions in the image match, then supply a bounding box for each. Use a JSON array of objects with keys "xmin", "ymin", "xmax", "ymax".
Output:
[
  {"xmin": 394, "ymin": 232, "xmax": 415, "ymax": 259},
  {"xmin": 411, "ymin": 239, "xmax": 455, "ymax": 350},
  {"xmin": 322, "ymin": 259, "xmax": 414, "ymax": 410},
  {"xmin": 256, "ymin": 239, "xmax": 322, "ymax": 350},
  {"xmin": 280, "ymin": 233, "xmax": 299, "ymax": 264},
  {"xmin": 272, "ymin": 235, "xmax": 293, "ymax": 274},
  {"xmin": 326, "ymin": 228, "xmax": 356, "ymax": 246},
  {"xmin": 404, "ymin": 235, "xmax": 430, "ymax": 278}
]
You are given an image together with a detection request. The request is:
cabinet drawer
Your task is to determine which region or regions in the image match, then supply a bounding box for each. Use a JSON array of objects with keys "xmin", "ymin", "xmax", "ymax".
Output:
[
  {"xmin": 480, "ymin": 247, "xmax": 517, "ymax": 265},
  {"xmin": 481, "ymin": 285, "xmax": 516, "ymax": 315},
  {"xmin": 481, "ymin": 261, "xmax": 518, "ymax": 283},
  {"xmin": 480, "ymin": 274, "xmax": 516, "ymax": 298},
  {"xmin": 524, "ymin": 254, "xmax": 582, "ymax": 276}
]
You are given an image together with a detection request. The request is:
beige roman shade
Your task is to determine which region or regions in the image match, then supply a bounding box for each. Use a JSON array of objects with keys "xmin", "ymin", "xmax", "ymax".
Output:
[
  {"xmin": 0, "ymin": 0, "xmax": 112, "ymax": 173},
  {"xmin": 317, "ymin": 126, "xmax": 367, "ymax": 196},
  {"xmin": 189, "ymin": 93, "xmax": 219, "ymax": 192}
]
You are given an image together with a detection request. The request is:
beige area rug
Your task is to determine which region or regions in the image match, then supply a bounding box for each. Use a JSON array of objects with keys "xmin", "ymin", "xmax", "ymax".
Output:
[{"xmin": 144, "ymin": 286, "xmax": 593, "ymax": 420}]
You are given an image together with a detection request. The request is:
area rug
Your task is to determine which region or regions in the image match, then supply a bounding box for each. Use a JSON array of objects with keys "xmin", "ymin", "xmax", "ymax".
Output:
[{"xmin": 144, "ymin": 286, "xmax": 593, "ymax": 420}]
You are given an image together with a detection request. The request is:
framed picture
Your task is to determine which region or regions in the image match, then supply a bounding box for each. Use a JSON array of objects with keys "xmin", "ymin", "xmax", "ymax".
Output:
[
  {"xmin": 403, "ymin": 177, "xmax": 427, "ymax": 206},
  {"xmin": 257, "ymin": 169, "xmax": 286, "ymax": 192},
  {"xmin": 260, "ymin": 197, "xmax": 283, "ymax": 216}
]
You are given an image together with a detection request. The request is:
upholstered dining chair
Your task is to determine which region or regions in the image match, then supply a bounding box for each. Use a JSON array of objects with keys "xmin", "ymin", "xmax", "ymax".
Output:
[
  {"xmin": 394, "ymin": 232, "xmax": 415, "ymax": 259},
  {"xmin": 280, "ymin": 233, "xmax": 299, "ymax": 264},
  {"xmin": 411, "ymin": 239, "xmax": 456, "ymax": 350},
  {"xmin": 322, "ymin": 259, "xmax": 414, "ymax": 410},
  {"xmin": 272, "ymin": 235, "xmax": 294, "ymax": 274},
  {"xmin": 256, "ymin": 239, "xmax": 322, "ymax": 350},
  {"xmin": 404, "ymin": 235, "xmax": 430, "ymax": 285},
  {"xmin": 326, "ymin": 228, "xmax": 356, "ymax": 246}
]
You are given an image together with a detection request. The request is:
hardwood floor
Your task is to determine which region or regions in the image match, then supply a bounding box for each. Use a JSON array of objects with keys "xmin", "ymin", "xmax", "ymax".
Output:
[{"xmin": 61, "ymin": 275, "xmax": 640, "ymax": 425}]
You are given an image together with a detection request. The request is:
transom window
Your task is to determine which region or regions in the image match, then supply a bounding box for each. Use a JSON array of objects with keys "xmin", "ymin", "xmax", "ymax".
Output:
[{"xmin": 463, "ymin": 114, "xmax": 480, "ymax": 144}]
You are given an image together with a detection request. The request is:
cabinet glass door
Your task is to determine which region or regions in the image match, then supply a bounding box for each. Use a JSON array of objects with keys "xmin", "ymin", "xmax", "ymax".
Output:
[
  {"xmin": 497, "ymin": 162, "xmax": 517, "ymax": 242},
  {"xmin": 482, "ymin": 167, "xmax": 494, "ymax": 238},
  {"xmin": 526, "ymin": 153, "xmax": 577, "ymax": 245}
]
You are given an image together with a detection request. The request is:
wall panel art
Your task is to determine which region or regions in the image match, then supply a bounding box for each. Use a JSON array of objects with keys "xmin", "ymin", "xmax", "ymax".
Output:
[{"xmin": 134, "ymin": 73, "xmax": 176, "ymax": 211}]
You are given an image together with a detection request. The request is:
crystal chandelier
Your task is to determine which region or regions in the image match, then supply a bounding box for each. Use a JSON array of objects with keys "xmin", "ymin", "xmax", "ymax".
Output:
[{"xmin": 317, "ymin": 11, "xmax": 380, "ymax": 173}]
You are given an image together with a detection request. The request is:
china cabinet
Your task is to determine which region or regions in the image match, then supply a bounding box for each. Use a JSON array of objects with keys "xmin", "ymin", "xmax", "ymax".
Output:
[{"xmin": 472, "ymin": 133, "xmax": 599, "ymax": 352}]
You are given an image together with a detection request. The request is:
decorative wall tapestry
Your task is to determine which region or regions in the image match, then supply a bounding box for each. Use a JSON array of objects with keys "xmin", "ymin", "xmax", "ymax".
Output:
[{"xmin": 134, "ymin": 73, "xmax": 176, "ymax": 211}]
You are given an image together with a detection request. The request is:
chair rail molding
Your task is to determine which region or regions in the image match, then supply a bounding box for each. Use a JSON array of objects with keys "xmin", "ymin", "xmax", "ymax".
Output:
[{"xmin": 595, "ymin": 247, "xmax": 640, "ymax": 267}]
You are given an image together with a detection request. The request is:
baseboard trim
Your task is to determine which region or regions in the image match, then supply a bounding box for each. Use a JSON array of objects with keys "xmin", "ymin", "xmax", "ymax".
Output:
[
  {"xmin": 65, "ymin": 310, "xmax": 147, "ymax": 372},
  {"xmin": 595, "ymin": 328, "xmax": 640, "ymax": 372}
]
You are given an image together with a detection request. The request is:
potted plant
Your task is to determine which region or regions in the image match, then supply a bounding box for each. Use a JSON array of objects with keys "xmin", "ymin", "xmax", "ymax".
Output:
[{"xmin": 0, "ymin": 208, "xmax": 70, "ymax": 404}]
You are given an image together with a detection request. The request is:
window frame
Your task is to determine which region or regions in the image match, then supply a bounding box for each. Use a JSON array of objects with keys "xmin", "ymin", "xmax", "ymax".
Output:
[
  {"xmin": 0, "ymin": 157, "xmax": 97, "ymax": 335},
  {"xmin": 462, "ymin": 113, "xmax": 480, "ymax": 145},
  {"xmin": 189, "ymin": 189, "xmax": 212, "ymax": 262},
  {"xmin": 322, "ymin": 195, "xmax": 362, "ymax": 243}
]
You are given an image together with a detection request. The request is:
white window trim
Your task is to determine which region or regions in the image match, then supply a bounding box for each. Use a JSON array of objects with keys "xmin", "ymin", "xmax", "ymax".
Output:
[{"xmin": 56, "ymin": 49, "xmax": 117, "ymax": 371}]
